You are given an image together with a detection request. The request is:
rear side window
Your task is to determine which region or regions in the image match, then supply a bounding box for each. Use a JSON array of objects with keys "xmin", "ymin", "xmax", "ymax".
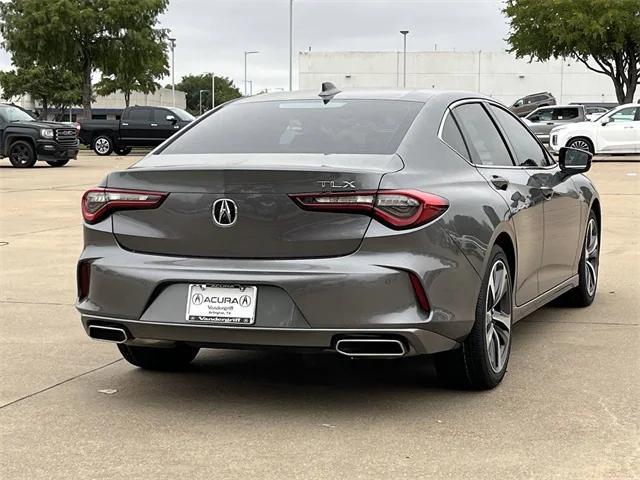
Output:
[
  {"xmin": 160, "ymin": 99, "xmax": 424, "ymax": 155},
  {"xmin": 490, "ymin": 105, "xmax": 548, "ymax": 167},
  {"xmin": 441, "ymin": 113, "xmax": 470, "ymax": 161},
  {"xmin": 126, "ymin": 108, "xmax": 151, "ymax": 122},
  {"xmin": 553, "ymin": 108, "xmax": 579, "ymax": 120},
  {"xmin": 451, "ymin": 103, "xmax": 513, "ymax": 166}
]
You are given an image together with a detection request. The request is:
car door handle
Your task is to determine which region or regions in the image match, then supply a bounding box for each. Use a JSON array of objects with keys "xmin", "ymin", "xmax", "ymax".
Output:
[
  {"xmin": 150, "ymin": 123, "xmax": 158, "ymax": 127},
  {"xmin": 623, "ymin": 126, "xmax": 634, "ymax": 129},
  {"xmin": 491, "ymin": 175, "xmax": 509, "ymax": 190},
  {"xmin": 540, "ymin": 187, "xmax": 554, "ymax": 199},
  {"xmin": 546, "ymin": 122, "xmax": 555, "ymax": 125}
]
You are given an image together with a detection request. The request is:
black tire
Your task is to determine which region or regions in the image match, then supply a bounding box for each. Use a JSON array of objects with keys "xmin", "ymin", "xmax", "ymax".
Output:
[
  {"xmin": 560, "ymin": 210, "xmax": 600, "ymax": 307},
  {"xmin": 8, "ymin": 140, "xmax": 37, "ymax": 168},
  {"xmin": 114, "ymin": 146, "xmax": 132, "ymax": 156},
  {"xmin": 566, "ymin": 137, "xmax": 595, "ymax": 155},
  {"xmin": 46, "ymin": 160, "xmax": 70, "ymax": 167},
  {"xmin": 117, "ymin": 343, "xmax": 199, "ymax": 371},
  {"xmin": 435, "ymin": 246, "xmax": 513, "ymax": 390},
  {"xmin": 92, "ymin": 135, "xmax": 114, "ymax": 156}
]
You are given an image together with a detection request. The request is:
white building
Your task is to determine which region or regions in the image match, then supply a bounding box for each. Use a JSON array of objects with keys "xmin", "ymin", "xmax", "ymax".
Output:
[
  {"xmin": 91, "ymin": 88, "xmax": 186, "ymax": 110},
  {"xmin": 2, "ymin": 87, "xmax": 187, "ymax": 120},
  {"xmin": 299, "ymin": 51, "xmax": 620, "ymax": 106}
]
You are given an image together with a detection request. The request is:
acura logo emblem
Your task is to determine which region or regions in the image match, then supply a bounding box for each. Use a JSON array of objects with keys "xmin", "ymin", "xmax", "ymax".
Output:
[{"xmin": 212, "ymin": 199, "xmax": 237, "ymax": 227}]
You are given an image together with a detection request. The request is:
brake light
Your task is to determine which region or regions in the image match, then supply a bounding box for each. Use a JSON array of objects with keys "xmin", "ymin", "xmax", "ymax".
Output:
[
  {"xmin": 82, "ymin": 188, "xmax": 167, "ymax": 224},
  {"xmin": 290, "ymin": 189, "xmax": 448, "ymax": 229}
]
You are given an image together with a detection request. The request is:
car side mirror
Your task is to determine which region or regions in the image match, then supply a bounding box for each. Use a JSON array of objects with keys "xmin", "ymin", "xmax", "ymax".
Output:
[
  {"xmin": 166, "ymin": 114, "xmax": 177, "ymax": 123},
  {"xmin": 601, "ymin": 117, "xmax": 611, "ymax": 126},
  {"xmin": 559, "ymin": 147, "xmax": 592, "ymax": 175},
  {"xmin": 529, "ymin": 115, "xmax": 539, "ymax": 122}
]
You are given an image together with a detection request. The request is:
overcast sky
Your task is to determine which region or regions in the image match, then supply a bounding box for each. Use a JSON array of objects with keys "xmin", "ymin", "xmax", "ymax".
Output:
[{"xmin": 0, "ymin": 0, "xmax": 510, "ymax": 93}]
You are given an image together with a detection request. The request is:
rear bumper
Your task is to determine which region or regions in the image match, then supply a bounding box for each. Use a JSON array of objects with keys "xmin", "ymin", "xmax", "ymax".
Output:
[
  {"xmin": 81, "ymin": 313, "xmax": 459, "ymax": 355},
  {"xmin": 77, "ymin": 219, "xmax": 482, "ymax": 354}
]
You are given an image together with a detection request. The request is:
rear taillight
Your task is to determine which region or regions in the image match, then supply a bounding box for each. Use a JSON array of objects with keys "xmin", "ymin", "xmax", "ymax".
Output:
[
  {"xmin": 290, "ymin": 189, "xmax": 448, "ymax": 230},
  {"xmin": 77, "ymin": 260, "xmax": 91, "ymax": 300},
  {"xmin": 82, "ymin": 188, "xmax": 167, "ymax": 224}
]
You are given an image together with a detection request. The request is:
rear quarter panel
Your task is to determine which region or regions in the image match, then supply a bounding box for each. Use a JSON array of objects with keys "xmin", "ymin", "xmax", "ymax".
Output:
[
  {"xmin": 393, "ymin": 94, "xmax": 513, "ymax": 276},
  {"xmin": 373, "ymin": 95, "xmax": 515, "ymax": 334}
]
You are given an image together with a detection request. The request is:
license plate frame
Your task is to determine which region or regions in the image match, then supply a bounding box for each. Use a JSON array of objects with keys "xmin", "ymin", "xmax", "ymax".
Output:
[{"xmin": 185, "ymin": 284, "xmax": 258, "ymax": 325}]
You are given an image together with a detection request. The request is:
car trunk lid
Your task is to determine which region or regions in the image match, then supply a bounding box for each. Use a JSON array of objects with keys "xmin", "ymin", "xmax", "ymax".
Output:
[{"xmin": 108, "ymin": 153, "xmax": 402, "ymax": 258}]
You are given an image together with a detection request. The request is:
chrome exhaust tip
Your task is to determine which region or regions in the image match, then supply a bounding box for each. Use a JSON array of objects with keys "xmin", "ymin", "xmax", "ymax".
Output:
[
  {"xmin": 335, "ymin": 338, "xmax": 407, "ymax": 357},
  {"xmin": 88, "ymin": 325, "xmax": 129, "ymax": 343}
]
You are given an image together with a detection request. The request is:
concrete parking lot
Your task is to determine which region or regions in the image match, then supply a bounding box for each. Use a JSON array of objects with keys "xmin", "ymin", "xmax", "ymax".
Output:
[{"xmin": 1, "ymin": 152, "xmax": 638, "ymax": 479}]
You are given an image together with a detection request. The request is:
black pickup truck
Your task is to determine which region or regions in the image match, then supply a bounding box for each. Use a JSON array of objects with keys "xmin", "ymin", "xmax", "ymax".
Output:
[
  {"xmin": 0, "ymin": 104, "xmax": 79, "ymax": 168},
  {"xmin": 78, "ymin": 106, "xmax": 194, "ymax": 156}
]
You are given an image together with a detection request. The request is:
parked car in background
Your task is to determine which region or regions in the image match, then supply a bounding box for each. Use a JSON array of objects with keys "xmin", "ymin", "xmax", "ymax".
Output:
[
  {"xmin": 0, "ymin": 103, "xmax": 79, "ymax": 168},
  {"xmin": 550, "ymin": 103, "xmax": 639, "ymax": 154},
  {"xmin": 584, "ymin": 106, "xmax": 611, "ymax": 121},
  {"xmin": 524, "ymin": 105, "xmax": 587, "ymax": 145},
  {"xmin": 78, "ymin": 88, "xmax": 601, "ymax": 390},
  {"xmin": 509, "ymin": 92, "xmax": 556, "ymax": 117},
  {"xmin": 78, "ymin": 106, "xmax": 195, "ymax": 156}
]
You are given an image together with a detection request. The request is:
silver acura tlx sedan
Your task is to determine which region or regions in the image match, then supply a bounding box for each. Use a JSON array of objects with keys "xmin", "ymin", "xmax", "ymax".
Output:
[{"xmin": 77, "ymin": 85, "xmax": 600, "ymax": 389}]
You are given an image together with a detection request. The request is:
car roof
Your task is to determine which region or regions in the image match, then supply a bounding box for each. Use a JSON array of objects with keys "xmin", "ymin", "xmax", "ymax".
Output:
[
  {"xmin": 533, "ymin": 104, "xmax": 581, "ymax": 109},
  {"xmin": 234, "ymin": 88, "xmax": 492, "ymax": 105}
]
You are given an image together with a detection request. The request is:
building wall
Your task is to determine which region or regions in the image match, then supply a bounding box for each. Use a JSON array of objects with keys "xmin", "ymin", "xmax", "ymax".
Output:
[
  {"xmin": 93, "ymin": 88, "xmax": 186, "ymax": 109},
  {"xmin": 299, "ymin": 51, "xmax": 620, "ymax": 105},
  {"xmin": 1, "ymin": 87, "xmax": 187, "ymax": 112}
]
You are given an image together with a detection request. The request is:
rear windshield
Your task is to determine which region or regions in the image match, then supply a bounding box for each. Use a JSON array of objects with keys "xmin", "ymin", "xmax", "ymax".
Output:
[{"xmin": 159, "ymin": 99, "xmax": 423, "ymax": 155}]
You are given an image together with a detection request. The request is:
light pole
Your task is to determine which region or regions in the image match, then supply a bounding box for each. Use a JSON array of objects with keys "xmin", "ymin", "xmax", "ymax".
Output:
[
  {"xmin": 199, "ymin": 89, "xmax": 208, "ymax": 115},
  {"xmin": 168, "ymin": 36, "xmax": 177, "ymax": 107},
  {"xmin": 244, "ymin": 51, "xmax": 259, "ymax": 96},
  {"xmin": 400, "ymin": 30, "xmax": 409, "ymax": 88},
  {"xmin": 211, "ymin": 72, "xmax": 215, "ymax": 110},
  {"xmin": 289, "ymin": 0, "xmax": 293, "ymax": 91}
]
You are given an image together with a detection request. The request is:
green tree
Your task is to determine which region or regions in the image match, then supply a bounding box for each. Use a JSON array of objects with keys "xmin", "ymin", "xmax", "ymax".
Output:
[
  {"xmin": 504, "ymin": 0, "xmax": 640, "ymax": 104},
  {"xmin": 175, "ymin": 74, "xmax": 242, "ymax": 114},
  {"xmin": 0, "ymin": 0, "xmax": 169, "ymax": 119},
  {"xmin": 0, "ymin": 64, "xmax": 82, "ymax": 119},
  {"xmin": 95, "ymin": 26, "xmax": 168, "ymax": 107}
]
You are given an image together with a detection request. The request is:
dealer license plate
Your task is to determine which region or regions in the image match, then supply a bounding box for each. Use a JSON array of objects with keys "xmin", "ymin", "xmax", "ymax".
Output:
[{"xmin": 186, "ymin": 284, "xmax": 257, "ymax": 325}]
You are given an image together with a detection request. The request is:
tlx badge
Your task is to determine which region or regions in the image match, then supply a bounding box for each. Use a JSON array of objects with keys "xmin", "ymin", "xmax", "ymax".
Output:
[{"xmin": 316, "ymin": 180, "xmax": 356, "ymax": 189}]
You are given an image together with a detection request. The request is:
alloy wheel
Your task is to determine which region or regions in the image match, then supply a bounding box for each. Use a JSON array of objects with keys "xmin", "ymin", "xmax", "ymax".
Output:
[
  {"xmin": 10, "ymin": 144, "xmax": 30, "ymax": 165},
  {"xmin": 570, "ymin": 140, "xmax": 590, "ymax": 152},
  {"xmin": 485, "ymin": 260, "xmax": 512, "ymax": 373},
  {"xmin": 95, "ymin": 138, "xmax": 111, "ymax": 154},
  {"xmin": 584, "ymin": 218, "xmax": 599, "ymax": 296}
]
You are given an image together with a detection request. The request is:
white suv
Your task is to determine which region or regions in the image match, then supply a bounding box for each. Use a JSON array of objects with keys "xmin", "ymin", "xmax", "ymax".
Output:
[{"xmin": 550, "ymin": 103, "xmax": 639, "ymax": 154}]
